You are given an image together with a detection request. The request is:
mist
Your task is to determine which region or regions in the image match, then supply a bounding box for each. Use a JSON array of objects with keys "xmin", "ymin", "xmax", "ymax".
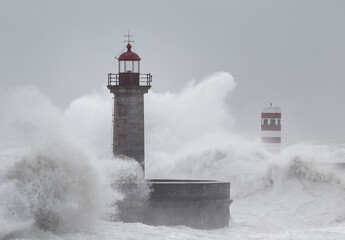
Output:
[
  {"xmin": 1, "ymin": 71, "xmax": 345, "ymax": 238},
  {"xmin": 1, "ymin": 0, "xmax": 345, "ymax": 143}
]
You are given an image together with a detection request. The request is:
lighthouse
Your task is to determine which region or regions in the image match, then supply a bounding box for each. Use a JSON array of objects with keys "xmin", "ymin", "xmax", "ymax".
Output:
[
  {"xmin": 107, "ymin": 35, "xmax": 152, "ymax": 169},
  {"xmin": 106, "ymin": 36, "xmax": 231, "ymax": 229},
  {"xmin": 261, "ymin": 104, "xmax": 281, "ymax": 153}
]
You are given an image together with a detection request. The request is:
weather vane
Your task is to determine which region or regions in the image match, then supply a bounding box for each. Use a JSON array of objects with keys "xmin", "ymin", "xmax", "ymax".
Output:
[{"xmin": 124, "ymin": 30, "xmax": 134, "ymax": 43}]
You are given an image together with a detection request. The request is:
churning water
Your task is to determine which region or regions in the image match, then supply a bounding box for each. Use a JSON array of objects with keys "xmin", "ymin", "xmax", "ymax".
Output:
[{"xmin": 1, "ymin": 72, "xmax": 345, "ymax": 239}]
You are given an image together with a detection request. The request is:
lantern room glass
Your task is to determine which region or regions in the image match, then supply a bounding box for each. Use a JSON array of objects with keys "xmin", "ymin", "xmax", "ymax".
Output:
[{"xmin": 119, "ymin": 60, "xmax": 140, "ymax": 73}]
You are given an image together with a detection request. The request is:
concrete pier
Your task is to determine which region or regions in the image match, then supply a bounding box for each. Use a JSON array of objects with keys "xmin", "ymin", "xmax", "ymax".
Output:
[{"xmin": 144, "ymin": 180, "xmax": 232, "ymax": 229}]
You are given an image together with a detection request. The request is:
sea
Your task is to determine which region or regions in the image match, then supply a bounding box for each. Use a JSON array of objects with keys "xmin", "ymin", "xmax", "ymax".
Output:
[{"xmin": 1, "ymin": 72, "xmax": 345, "ymax": 239}]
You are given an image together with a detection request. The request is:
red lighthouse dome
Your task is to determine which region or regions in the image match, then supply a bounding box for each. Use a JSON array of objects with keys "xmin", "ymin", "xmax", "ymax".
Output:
[
  {"xmin": 118, "ymin": 43, "xmax": 141, "ymax": 61},
  {"xmin": 117, "ymin": 43, "xmax": 141, "ymax": 85}
]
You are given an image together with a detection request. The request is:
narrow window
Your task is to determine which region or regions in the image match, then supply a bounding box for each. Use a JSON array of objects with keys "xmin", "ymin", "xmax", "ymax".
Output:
[
  {"xmin": 263, "ymin": 119, "xmax": 268, "ymax": 125},
  {"xmin": 278, "ymin": 119, "xmax": 281, "ymax": 125},
  {"xmin": 119, "ymin": 61, "xmax": 125, "ymax": 73},
  {"xmin": 118, "ymin": 134, "xmax": 127, "ymax": 149},
  {"xmin": 125, "ymin": 61, "xmax": 133, "ymax": 72},
  {"xmin": 118, "ymin": 104, "xmax": 127, "ymax": 117},
  {"xmin": 133, "ymin": 61, "xmax": 139, "ymax": 73}
]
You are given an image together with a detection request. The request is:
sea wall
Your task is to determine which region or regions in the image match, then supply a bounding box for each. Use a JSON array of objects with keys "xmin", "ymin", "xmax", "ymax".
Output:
[{"xmin": 144, "ymin": 180, "xmax": 232, "ymax": 229}]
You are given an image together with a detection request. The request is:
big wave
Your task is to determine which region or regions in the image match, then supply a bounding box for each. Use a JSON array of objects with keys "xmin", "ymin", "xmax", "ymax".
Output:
[{"xmin": 1, "ymin": 73, "xmax": 345, "ymax": 238}]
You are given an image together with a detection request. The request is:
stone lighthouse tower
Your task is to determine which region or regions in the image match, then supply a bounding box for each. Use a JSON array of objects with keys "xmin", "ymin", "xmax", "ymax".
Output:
[
  {"xmin": 107, "ymin": 38, "xmax": 152, "ymax": 168},
  {"xmin": 106, "ymin": 37, "xmax": 232, "ymax": 229}
]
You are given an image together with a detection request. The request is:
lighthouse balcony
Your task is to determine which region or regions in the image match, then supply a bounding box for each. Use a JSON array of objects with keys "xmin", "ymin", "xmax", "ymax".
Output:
[{"xmin": 108, "ymin": 73, "xmax": 152, "ymax": 87}]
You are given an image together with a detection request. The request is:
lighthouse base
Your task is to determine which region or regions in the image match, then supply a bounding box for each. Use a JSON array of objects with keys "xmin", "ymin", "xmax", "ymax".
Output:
[{"xmin": 143, "ymin": 179, "xmax": 232, "ymax": 230}]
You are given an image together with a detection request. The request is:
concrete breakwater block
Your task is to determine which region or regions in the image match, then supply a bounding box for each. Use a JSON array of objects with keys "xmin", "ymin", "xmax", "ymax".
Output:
[{"xmin": 143, "ymin": 179, "xmax": 232, "ymax": 229}]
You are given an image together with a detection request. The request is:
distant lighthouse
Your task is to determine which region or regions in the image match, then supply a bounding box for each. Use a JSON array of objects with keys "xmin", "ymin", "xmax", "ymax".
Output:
[
  {"xmin": 107, "ymin": 33, "xmax": 152, "ymax": 169},
  {"xmin": 261, "ymin": 104, "xmax": 281, "ymax": 153}
]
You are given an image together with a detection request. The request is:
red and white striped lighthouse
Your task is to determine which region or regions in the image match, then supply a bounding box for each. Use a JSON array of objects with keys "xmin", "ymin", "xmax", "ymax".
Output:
[{"xmin": 261, "ymin": 104, "xmax": 281, "ymax": 153}]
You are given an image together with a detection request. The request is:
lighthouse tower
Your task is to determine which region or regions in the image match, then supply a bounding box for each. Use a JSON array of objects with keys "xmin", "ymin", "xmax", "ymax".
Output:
[
  {"xmin": 261, "ymin": 104, "xmax": 281, "ymax": 153},
  {"xmin": 107, "ymin": 36, "xmax": 152, "ymax": 168},
  {"xmin": 106, "ymin": 36, "xmax": 232, "ymax": 229}
]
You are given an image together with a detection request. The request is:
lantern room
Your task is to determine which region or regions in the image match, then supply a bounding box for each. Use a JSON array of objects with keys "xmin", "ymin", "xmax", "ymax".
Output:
[
  {"xmin": 108, "ymin": 40, "xmax": 151, "ymax": 88},
  {"xmin": 118, "ymin": 43, "xmax": 141, "ymax": 85}
]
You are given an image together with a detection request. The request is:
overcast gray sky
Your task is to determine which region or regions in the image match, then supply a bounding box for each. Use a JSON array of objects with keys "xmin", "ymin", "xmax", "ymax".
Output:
[{"xmin": 1, "ymin": 0, "xmax": 344, "ymax": 143}]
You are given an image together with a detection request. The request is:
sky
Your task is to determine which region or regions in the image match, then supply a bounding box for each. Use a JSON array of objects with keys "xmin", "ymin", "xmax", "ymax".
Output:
[{"xmin": 0, "ymin": 0, "xmax": 344, "ymax": 143}]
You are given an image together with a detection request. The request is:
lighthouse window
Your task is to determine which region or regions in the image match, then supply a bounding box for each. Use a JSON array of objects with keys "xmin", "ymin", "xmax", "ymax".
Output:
[
  {"xmin": 125, "ymin": 61, "xmax": 133, "ymax": 72},
  {"xmin": 119, "ymin": 61, "xmax": 125, "ymax": 72},
  {"xmin": 118, "ymin": 104, "xmax": 127, "ymax": 117},
  {"xmin": 133, "ymin": 61, "xmax": 139, "ymax": 73},
  {"xmin": 278, "ymin": 119, "xmax": 281, "ymax": 125},
  {"xmin": 263, "ymin": 119, "xmax": 268, "ymax": 125},
  {"xmin": 119, "ymin": 61, "xmax": 139, "ymax": 73},
  {"xmin": 118, "ymin": 134, "xmax": 127, "ymax": 149},
  {"xmin": 270, "ymin": 119, "xmax": 276, "ymax": 125}
]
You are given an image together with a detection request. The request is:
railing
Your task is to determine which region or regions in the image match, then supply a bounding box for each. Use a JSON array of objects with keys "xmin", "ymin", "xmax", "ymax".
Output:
[
  {"xmin": 261, "ymin": 125, "xmax": 281, "ymax": 131},
  {"xmin": 108, "ymin": 73, "xmax": 152, "ymax": 87}
]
